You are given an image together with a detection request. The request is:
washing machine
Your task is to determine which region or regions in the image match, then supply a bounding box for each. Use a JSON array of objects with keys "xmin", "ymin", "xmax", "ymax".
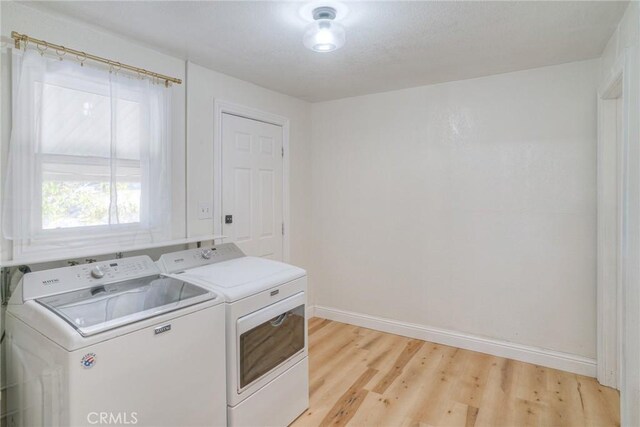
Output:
[
  {"xmin": 5, "ymin": 255, "xmax": 227, "ymax": 427},
  {"xmin": 158, "ymin": 244, "xmax": 308, "ymax": 427}
]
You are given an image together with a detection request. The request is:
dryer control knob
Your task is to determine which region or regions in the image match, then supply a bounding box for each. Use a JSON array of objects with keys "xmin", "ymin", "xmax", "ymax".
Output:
[
  {"xmin": 90, "ymin": 266, "xmax": 105, "ymax": 279},
  {"xmin": 201, "ymin": 249, "xmax": 212, "ymax": 260}
]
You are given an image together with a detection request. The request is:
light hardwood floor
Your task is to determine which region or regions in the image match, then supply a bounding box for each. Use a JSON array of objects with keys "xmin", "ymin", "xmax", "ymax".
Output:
[{"xmin": 291, "ymin": 318, "xmax": 620, "ymax": 427}]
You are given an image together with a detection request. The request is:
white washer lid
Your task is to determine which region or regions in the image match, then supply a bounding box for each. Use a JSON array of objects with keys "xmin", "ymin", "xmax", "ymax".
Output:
[
  {"xmin": 36, "ymin": 276, "xmax": 217, "ymax": 337},
  {"xmin": 177, "ymin": 257, "xmax": 306, "ymax": 301}
]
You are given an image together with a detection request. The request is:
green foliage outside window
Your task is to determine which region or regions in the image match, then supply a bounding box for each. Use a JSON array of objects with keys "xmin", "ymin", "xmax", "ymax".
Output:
[{"xmin": 42, "ymin": 181, "xmax": 141, "ymax": 229}]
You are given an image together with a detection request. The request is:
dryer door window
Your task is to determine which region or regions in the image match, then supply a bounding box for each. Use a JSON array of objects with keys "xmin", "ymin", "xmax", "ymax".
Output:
[{"xmin": 239, "ymin": 303, "xmax": 305, "ymax": 389}]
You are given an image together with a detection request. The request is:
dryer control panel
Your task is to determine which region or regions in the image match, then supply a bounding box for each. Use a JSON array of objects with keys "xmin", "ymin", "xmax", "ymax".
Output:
[
  {"xmin": 157, "ymin": 243, "xmax": 245, "ymax": 274},
  {"xmin": 17, "ymin": 256, "xmax": 158, "ymax": 302}
]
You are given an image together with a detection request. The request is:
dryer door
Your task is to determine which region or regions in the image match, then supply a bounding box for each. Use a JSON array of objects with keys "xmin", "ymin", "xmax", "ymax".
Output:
[{"xmin": 237, "ymin": 292, "xmax": 306, "ymax": 391}]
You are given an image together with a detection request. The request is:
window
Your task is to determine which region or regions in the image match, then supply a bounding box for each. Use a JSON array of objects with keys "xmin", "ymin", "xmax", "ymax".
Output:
[
  {"xmin": 40, "ymin": 81, "xmax": 143, "ymax": 230},
  {"xmin": 3, "ymin": 49, "xmax": 172, "ymax": 259}
]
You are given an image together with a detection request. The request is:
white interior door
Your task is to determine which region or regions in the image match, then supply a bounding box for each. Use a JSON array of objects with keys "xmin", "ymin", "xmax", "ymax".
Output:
[{"xmin": 222, "ymin": 113, "xmax": 283, "ymax": 260}]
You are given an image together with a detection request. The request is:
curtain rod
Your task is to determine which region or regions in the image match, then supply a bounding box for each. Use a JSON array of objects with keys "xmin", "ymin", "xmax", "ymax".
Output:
[{"xmin": 11, "ymin": 31, "xmax": 182, "ymax": 86}]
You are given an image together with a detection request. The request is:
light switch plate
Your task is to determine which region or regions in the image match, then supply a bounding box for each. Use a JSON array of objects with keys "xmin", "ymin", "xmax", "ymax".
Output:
[{"xmin": 198, "ymin": 201, "xmax": 213, "ymax": 220}]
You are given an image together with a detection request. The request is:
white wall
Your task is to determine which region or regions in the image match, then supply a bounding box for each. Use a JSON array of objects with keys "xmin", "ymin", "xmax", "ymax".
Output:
[
  {"xmin": 311, "ymin": 60, "xmax": 600, "ymax": 361},
  {"xmin": 185, "ymin": 62, "xmax": 314, "ymax": 298},
  {"xmin": 0, "ymin": 2, "xmax": 187, "ymax": 261},
  {"xmin": 600, "ymin": 2, "xmax": 640, "ymax": 425}
]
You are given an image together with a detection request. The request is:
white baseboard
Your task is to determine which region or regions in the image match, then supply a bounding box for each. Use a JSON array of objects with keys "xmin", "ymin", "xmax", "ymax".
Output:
[{"xmin": 312, "ymin": 305, "xmax": 596, "ymax": 377}]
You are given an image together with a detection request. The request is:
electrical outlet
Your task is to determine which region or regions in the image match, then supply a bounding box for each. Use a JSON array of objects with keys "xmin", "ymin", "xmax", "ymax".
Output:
[{"xmin": 198, "ymin": 201, "xmax": 212, "ymax": 220}]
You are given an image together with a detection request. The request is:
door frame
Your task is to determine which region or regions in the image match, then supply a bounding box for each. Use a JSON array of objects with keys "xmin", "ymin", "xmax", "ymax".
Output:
[
  {"xmin": 596, "ymin": 54, "xmax": 625, "ymax": 389},
  {"xmin": 213, "ymin": 100, "xmax": 291, "ymax": 262}
]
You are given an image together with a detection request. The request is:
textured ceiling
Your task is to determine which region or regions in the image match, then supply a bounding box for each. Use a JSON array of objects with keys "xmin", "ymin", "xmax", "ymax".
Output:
[{"xmin": 26, "ymin": 1, "xmax": 627, "ymax": 102}]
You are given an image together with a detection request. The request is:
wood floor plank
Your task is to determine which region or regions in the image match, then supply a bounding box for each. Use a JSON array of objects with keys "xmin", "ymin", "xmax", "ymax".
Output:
[
  {"xmin": 307, "ymin": 333, "xmax": 368, "ymax": 403},
  {"xmin": 474, "ymin": 358, "xmax": 513, "ymax": 427},
  {"xmin": 294, "ymin": 327, "xmax": 378, "ymax": 425},
  {"xmin": 291, "ymin": 319, "xmax": 620, "ymax": 427},
  {"xmin": 308, "ymin": 317, "xmax": 323, "ymax": 328},
  {"xmin": 544, "ymin": 368, "xmax": 588, "ymax": 427},
  {"xmin": 309, "ymin": 318, "xmax": 332, "ymax": 336},
  {"xmin": 296, "ymin": 364, "xmax": 370, "ymax": 426},
  {"xmin": 319, "ymin": 368, "xmax": 378, "ymax": 426},
  {"xmin": 351, "ymin": 343, "xmax": 449, "ymax": 427},
  {"xmin": 452, "ymin": 351, "xmax": 493, "ymax": 408},
  {"xmin": 308, "ymin": 320, "xmax": 352, "ymax": 353},
  {"xmin": 577, "ymin": 376, "xmax": 621, "ymax": 427},
  {"xmin": 408, "ymin": 346, "xmax": 468, "ymax": 425},
  {"xmin": 465, "ymin": 405, "xmax": 479, "ymax": 427},
  {"xmin": 436, "ymin": 400, "xmax": 475, "ymax": 427},
  {"xmin": 371, "ymin": 339, "xmax": 425, "ymax": 394}
]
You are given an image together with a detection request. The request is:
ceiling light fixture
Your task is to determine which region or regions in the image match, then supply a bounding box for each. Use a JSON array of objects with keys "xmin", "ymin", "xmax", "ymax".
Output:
[{"xmin": 303, "ymin": 6, "xmax": 345, "ymax": 53}]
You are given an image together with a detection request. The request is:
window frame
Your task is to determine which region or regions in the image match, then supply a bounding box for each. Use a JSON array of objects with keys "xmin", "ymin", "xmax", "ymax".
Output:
[
  {"xmin": 8, "ymin": 52, "xmax": 166, "ymax": 260},
  {"xmin": 36, "ymin": 153, "xmax": 145, "ymax": 233}
]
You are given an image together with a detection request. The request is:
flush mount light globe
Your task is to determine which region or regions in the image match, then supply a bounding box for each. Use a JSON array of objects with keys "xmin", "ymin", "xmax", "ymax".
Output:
[{"xmin": 303, "ymin": 6, "xmax": 345, "ymax": 53}]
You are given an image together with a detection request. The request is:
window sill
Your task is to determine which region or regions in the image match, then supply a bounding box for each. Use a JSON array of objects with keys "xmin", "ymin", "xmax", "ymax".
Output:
[{"xmin": 1, "ymin": 234, "xmax": 226, "ymax": 267}]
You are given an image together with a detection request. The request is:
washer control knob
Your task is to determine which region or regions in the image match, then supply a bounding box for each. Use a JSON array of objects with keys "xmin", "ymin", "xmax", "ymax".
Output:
[
  {"xmin": 201, "ymin": 249, "xmax": 212, "ymax": 260},
  {"xmin": 90, "ymin": 266, "xmax": 105, "ymax": 279}
]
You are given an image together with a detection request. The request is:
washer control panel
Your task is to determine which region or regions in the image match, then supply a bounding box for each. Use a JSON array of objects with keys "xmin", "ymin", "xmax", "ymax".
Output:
[
  {"xmin": 157, "ymin": 243, "xmax": 245, "ymax": 274},
  {"xmin": 77, "ymin": 258, "xmax": 154, "ymax": 283},
  {"xmin": 19, "ymin": 256, "xmax": 158, "ymax": 302}
]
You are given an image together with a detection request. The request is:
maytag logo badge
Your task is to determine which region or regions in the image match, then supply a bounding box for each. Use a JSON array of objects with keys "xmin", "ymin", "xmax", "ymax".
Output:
[
  {"xmin": 42, "ymin": 278, "xmax": 60, "ymax": 285},
  {"xmin": 154, "ymin": 324, "xmax": 171, "ymax": 335}
]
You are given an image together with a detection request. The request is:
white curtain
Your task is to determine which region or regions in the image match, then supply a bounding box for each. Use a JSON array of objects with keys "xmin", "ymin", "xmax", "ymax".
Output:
[{"xmin": 3, "ymin": 49, "xmax": 172, "ymax": 254}]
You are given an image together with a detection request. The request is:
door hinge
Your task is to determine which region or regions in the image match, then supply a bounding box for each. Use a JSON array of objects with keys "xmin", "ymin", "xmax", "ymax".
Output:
[
  {"xmin": 282, "ymin": 222, "xmax": 285, "ymax": 235},
  {"xmin": 281, "ymin": 147, "xmax": 284, "ymax": 157}
]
